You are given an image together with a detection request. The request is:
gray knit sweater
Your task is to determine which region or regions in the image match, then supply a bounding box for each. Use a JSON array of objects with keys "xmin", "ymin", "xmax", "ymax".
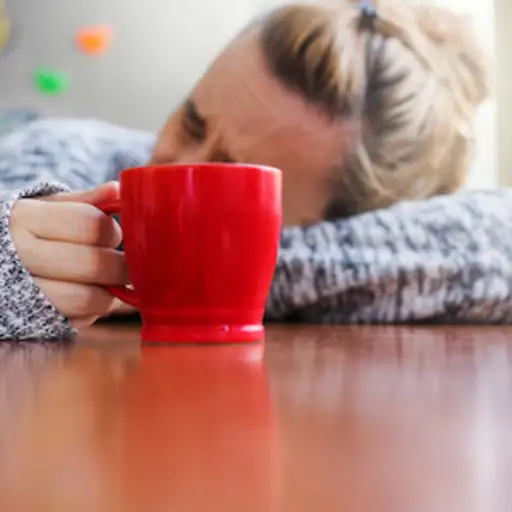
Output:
[{"xmin": 1, "ymin": 119, "xmax": 512, "ymax": 340}]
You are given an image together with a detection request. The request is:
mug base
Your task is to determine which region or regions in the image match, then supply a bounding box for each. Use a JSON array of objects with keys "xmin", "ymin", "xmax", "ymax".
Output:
[{"xmin": 141, "ymin": 323, "xmax": 265, "ymax": 344}]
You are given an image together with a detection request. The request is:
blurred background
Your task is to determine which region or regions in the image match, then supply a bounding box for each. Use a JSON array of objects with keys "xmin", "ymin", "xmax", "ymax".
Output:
[{"xmin": 0, "ymin": 0, "xmax": 506, "ymax": 188}]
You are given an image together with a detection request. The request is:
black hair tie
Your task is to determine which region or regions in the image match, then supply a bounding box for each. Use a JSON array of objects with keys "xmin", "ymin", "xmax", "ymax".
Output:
[{"xmin": 359, "ymin": 0, "xmax": 379, "ymax": 30}]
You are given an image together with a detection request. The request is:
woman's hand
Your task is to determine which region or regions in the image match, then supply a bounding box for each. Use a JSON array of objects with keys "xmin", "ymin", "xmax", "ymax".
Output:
[{"xmin": 10, "ymin": 182, "xmax": 129, "ymax": 329}]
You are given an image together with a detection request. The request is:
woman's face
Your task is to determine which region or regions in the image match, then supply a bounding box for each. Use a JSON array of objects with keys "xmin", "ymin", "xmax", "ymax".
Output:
[{"xmin": 151, "ymin": 29, "xmax": 348, "ymax": 227}]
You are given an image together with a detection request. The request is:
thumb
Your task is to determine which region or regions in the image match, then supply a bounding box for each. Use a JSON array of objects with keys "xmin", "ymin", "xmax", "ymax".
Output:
[{"xmin": 43, "ymin": 181, "xmax": 120, "ymax": 205}]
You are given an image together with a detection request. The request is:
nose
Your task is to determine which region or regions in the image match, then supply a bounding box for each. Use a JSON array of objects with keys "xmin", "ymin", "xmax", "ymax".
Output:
[
  {"xmin": 151, "ymin": 130, "xmax": 231, "ymax": 166},
  {"xmin": 174, "ymin": 151, "xmax": 209, "ymax": 163},
  {"xmin": 175, "ymin": 147, "xmax": 225, "ymax": 164}
]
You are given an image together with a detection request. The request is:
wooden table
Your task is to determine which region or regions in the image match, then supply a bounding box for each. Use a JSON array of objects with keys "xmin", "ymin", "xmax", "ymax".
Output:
[{"xmin": 0, "ymin": 324, "xmax": 510, "ymax": 512}]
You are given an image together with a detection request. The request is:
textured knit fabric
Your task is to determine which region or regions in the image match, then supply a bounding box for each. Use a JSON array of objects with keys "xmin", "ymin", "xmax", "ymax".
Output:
[
  {"xmin": 1, "ymin": 118, "xmax": 512, "ymax": 340},
  {"xmin": 268, "ymin": 191, "xmax": 512, "ymax": 323},
  {"xmin": 0, "ymin": 183, "xmax": 74, "ymax": 339}
]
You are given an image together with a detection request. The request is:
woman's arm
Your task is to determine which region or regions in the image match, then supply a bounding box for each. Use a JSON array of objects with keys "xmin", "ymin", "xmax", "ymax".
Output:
[
  {"xmin": 267, "ymin": 189, "xmax": 512, "ymax": 324},
  {"xmin": 0, "ymin": 119, "xmax": 154, "ymax": 339}
]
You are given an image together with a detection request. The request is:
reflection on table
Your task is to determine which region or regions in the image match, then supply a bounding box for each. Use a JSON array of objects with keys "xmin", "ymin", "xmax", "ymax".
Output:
[{"xmin": 0, "ymin": 324, "xmax": 510, "ymax": 511}]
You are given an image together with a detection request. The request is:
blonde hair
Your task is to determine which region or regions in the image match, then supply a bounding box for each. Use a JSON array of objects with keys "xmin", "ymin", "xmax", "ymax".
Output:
[{"xmin": 259, "ymin": 0, "xmax": 491, "ymax": 217}]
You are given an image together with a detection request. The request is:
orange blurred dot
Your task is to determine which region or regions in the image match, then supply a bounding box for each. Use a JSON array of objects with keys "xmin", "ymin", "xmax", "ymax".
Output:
[{"xmin": 76, "ymin": 25, "xmax": 113, "ymax": 55}]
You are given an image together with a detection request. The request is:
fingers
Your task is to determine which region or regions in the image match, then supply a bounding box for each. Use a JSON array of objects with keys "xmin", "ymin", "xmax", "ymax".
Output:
[
  {"xmin": 35, "ymin": 278, "xmax": 117, "ymax": 318},
  {"xmin": 16, "ymin": 199, "xmax": 122, "ymax": 248},
  {"xmin": 9, "ymin": 183, "xmax": 129, "ymax": 326},
  {"xmin": 16, "ymin": 231, "xmax": 129, "ymax": 285},
  {"xmin": 43, "ymin": 181, "xmax": 120, "ymax": 205}
]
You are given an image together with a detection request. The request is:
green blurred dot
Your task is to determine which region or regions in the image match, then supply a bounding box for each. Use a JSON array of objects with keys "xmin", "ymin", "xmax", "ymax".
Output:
[{"xmin": 34, "ymin": 68, "xmax": 71, "ymax": 95}]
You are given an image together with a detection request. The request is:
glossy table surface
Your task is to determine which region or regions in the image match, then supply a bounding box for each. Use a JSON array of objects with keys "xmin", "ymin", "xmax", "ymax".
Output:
[{"xmin": 0, "ymin": 323, "xmax": 511, "ymax": 511}]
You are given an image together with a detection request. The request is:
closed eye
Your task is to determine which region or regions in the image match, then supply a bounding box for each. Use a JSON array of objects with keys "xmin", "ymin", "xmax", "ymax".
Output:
[
  {"xmin": 181, "ymin": 98, "xmax": 236, "ymax": 163},
  {"xmin": 182, "ymin": 99, "xmax": 206, "ymax": 141}
]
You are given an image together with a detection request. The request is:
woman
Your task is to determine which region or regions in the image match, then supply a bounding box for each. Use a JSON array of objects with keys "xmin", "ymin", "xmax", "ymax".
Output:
[{"xmin": 0, "ymin": 1, "xmax": 500, "ymax": 339}]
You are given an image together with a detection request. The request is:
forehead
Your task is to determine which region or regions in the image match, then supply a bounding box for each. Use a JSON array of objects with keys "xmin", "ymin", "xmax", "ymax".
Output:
[{"xmin": 191, "ymin": 30, "xmax": 348, "ymax": 170}]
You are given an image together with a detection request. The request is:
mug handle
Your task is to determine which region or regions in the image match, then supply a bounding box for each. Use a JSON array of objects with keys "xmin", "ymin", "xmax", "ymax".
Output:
[{"xmin": 97, "ymin": 199, "xmax": 140, "ymax": 308}]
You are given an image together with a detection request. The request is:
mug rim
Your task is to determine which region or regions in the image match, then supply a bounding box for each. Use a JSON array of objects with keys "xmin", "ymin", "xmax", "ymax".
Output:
[{"xmin": 121, "ymin": 162, "xmax": 281, "ymax": 175}]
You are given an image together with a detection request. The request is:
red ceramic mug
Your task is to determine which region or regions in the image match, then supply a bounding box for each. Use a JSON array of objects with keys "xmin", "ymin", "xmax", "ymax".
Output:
[{"xmin": 98, "ymin": 163, "xmax": 282, "ymax": 344}]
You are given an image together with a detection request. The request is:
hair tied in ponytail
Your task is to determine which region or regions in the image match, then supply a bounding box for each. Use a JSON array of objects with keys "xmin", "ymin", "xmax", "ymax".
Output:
[{"xmin": 358, "ymin": 0, "xmax": 379, "ymax": 30}]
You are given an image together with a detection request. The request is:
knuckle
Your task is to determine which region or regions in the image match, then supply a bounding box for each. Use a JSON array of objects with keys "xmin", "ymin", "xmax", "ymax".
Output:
[
  {"xmin": 84, "ymin": 248, "xmax": 127, "ymax": 285},
  {"xmin": 85, "ymin": 207, "xmax": 121, "ymax": 247}
]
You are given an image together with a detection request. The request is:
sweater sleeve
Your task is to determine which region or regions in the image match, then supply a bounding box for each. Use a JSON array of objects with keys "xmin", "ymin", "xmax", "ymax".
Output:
[
  {"xmin": 0, "ymin": 183, "xmax": 75, "ymax": 340},
  {"xmin": 266, "ymin": 189, "xmax": 512, "ymax": 324}
]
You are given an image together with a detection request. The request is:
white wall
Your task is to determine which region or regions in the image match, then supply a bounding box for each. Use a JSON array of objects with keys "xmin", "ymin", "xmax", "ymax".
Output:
[
  {"xmin": 494, "ymin": 0, "xmax": 511, "ymax": 187},
  {"xmin": 0, "ymin": 0, "xmax": 262, "ymax": 130},
  {"xmin": 0, "ymin": 0, "xmax": 496, "ymax": 187}
]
